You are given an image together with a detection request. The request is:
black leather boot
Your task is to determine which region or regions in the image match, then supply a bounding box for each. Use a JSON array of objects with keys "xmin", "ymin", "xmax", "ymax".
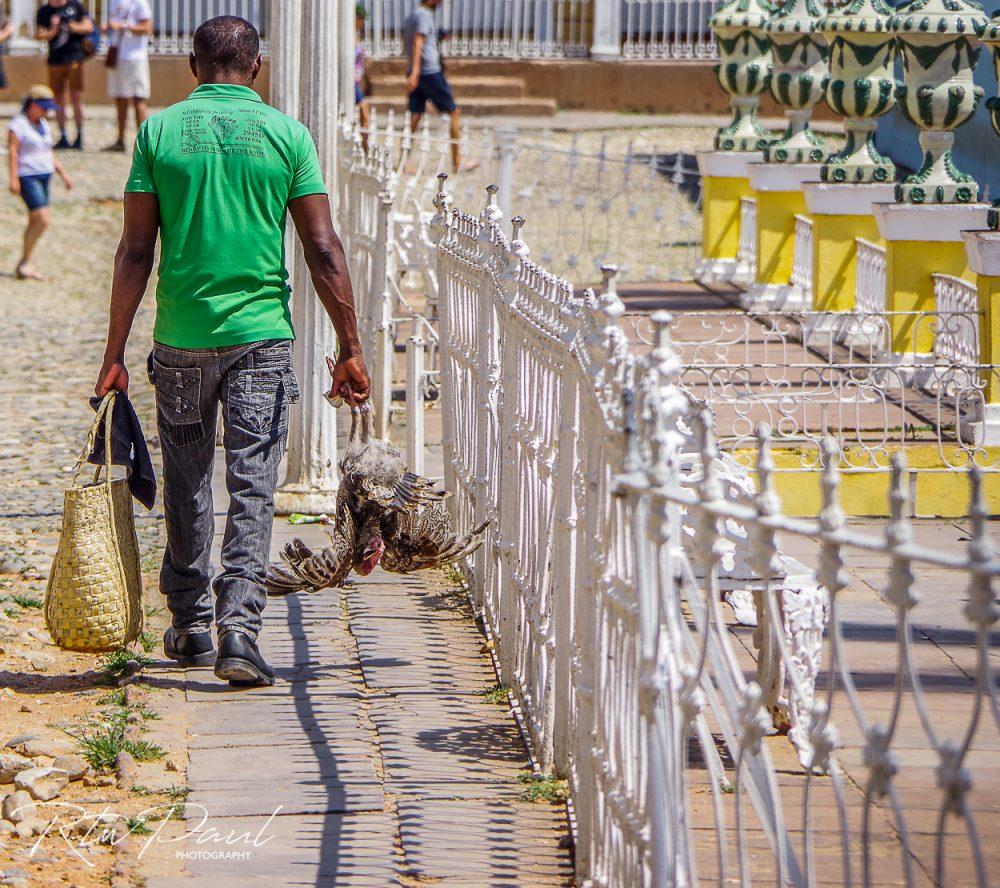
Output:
[
  {"xmin": 214, "ymin": 630, "xmax": 275, "ymax": 687},
  {"xmin": 163, "ymin": 627, "xmax": 216, "ymax": 667}
]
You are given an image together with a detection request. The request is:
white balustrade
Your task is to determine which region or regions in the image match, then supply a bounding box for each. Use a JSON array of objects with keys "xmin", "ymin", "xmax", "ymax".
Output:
[
  {"xmin": 854, "ymin": 236, "xmax": 887, "ymax": 318},
  {"xmin": 790, "ymin": 213, "xmax": 814, "ymax": 309},
  {"xmin": 734, "ymin": 195, "xmax": 757, "ymax": 285},
  {"xmin": 431, "ymin": 183, "xmax": 1000, "ymax": 887},
  {"xmin": 932, "ymin": 273, "xmax": 981, "ymax": 367},
  {"xmin": 621, "ymin": 0, "xmax": 717, "ymax": 59}
]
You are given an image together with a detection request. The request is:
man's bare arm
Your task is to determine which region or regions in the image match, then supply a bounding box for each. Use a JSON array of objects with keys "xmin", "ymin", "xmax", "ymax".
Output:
[
  {"xmin": 406, "ymin": 32, "xmax": 424, "ymax": 91},
  {"xmin": 95, "ymin": 193, "xmax": 160, "ymax": 395},
  {"xmin": 288, "ymin": 193, "xmax": 370, "ymax": 404}
]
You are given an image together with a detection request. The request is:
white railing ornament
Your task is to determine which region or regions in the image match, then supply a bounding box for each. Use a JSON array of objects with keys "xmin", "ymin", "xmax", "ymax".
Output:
[{"xmin": 428, "ymin": 173, "xmax": 451, "ymax": 245}]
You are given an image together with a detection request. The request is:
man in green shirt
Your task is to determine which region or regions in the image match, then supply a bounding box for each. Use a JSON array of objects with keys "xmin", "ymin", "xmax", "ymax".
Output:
[{"xmin": 95, "ymin": 16, "xmax": 370, "ymax": 687}]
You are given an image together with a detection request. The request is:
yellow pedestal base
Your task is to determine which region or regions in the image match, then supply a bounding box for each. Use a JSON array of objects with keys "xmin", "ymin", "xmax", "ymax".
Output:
[
  {"xmin": 702, "ymin": 175, "xmax": 751, "ymax": 263},
  {"xmin": 737, "ymin": 444, "xmax": 1000, "ymax": 517},
  {"xmin": 811, "ymin": 213, "xmax": 882, "ymax": 313}
]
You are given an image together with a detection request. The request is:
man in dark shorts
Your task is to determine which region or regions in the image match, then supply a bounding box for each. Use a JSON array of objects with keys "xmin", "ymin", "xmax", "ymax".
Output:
[
  {"xmin": 35, "ymin": 0, "xmax": 94, "ymax": 149},
  {"xmin": 402, "ymin": 0, "xmax": 476, "ymax": 172}
]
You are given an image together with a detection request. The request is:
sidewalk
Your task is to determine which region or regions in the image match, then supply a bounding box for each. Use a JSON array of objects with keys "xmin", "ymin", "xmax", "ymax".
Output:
[{"xmin": 143, "ymin": 451, "xmax": 574, "ymax": 887}]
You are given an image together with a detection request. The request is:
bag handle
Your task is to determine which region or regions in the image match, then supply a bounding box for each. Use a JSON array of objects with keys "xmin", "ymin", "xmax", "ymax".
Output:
[{"xmin": 72, "ymin": 392, "xmax": 116, "ymax": 487}]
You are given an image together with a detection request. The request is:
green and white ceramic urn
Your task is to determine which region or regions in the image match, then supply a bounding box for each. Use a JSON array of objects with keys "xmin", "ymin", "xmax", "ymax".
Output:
[
  {"xmin": 979, "ymin": 12, "xmax": 1000, "ymax": 138},
  {"xmin": 888, "ymin": 0, "xmax": 988, "ymax": 203},
  {"xmin": 763, "ymin": 0, "xmax": 829, "ymax": 163},
  {"xmin": 710, "ymin": 0, "xmax": 776, "ymax": 151},
  {"xmin": 816, "ymin": 0, "xmax": 897, "ymax": 184}
]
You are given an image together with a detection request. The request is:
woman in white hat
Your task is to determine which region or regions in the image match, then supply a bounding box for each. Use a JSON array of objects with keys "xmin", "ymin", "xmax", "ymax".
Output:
[{"xmin": 6, "ymin": 84, "xmax": 74, "ymax": 280}]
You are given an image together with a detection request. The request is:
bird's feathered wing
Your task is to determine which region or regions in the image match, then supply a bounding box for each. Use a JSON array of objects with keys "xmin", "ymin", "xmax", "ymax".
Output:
[
  {"xmin": 381, "ymin": 500, "xmax": 490, "ymax": 574},
  {"xmin": 265, "ymin": 505, "xmax": 357, "ymax": 595}
]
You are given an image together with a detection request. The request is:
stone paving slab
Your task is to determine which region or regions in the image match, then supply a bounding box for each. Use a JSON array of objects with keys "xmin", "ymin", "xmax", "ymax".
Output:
[
  {"xmin": 145, "ymin": 813, "xmax": 399, "ymax": 887},
  {"xmin": 396, "ymin": 798, "xmax": 575, "ymax": 885},
  {"xmin": 144, "ymin": 455, "xmax": 575, "ymax": 885}
]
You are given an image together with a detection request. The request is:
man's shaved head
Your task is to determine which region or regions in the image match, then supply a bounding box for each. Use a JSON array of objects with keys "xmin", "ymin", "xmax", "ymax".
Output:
[{"xmin": 192, "ymin": 16, "xmax": 260, "ymax": 76}]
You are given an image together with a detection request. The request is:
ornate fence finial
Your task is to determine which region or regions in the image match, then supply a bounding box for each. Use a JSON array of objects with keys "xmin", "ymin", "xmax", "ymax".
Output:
[
  {"xmin": 888, "ymin": 0, "xmax": 988, "ymax": 203},
  {"xmin": 429, "ymin": 173, "xmax": 452, "ymax": 245},
  {"xmin": 709, "ymin": 0, "xmax": 775, "ymax": 150},
  {"xmin": 482, "ymin": 184, "xmax": 503, "ymax": 224},
  {"xmin": 816, "ymin": 0, "xmax": 897, "ymax": 183},
  {"xmin": 763, "ymin": 0, "xmax": 829, "ymax": 163},
  {"xmin": 600, "ymin": 263, "xmax": 620, "ymax": 302},
  {"xmin": 752, "ymin": 424, "xmax": 783, "ymax": 582},
  {"xmin": 502, "ymin": 216, "xmax": 530, "ymax": 285},
  {"xmin": 885, "ymin": 451, "xmax": 918, "ymax": 611}
]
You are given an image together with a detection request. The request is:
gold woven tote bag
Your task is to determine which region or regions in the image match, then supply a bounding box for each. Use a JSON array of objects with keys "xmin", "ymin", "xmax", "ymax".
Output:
[{"xmin": 45, "ymin": 393, "xmax": 144, "ymax": 652}]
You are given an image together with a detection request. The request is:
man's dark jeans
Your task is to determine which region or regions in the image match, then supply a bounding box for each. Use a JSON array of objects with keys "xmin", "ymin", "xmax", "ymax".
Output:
[{"xmin": 148, "ymin": 339, "xmax": 298, "ymax": 641}]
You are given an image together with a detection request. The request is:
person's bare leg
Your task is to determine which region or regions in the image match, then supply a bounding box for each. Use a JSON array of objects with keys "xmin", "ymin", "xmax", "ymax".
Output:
[
  {"xmin": 70, "ymin": 89, "xmax": 84, "ymax": 142},
  {"xmin": 53, "ymin": 81, "xmax": 68, "ymax": 136},
  {"xmin": 409, "ymin": 111, "xmax": 422, "ymax": 135},
  {"xmin": 18, "ymin": 209, "xmax": 50, "ymax": 279},
  {"xmin": 450, "ymin": 110, "xmax": 461, "ymax": 170},
  {"xmin": 115, "ymin": 98, "xmax": 128, "ymax": 144},
  {"xmin": 134, "ymin": 98, "xmax": 149, "ymax": 127}
]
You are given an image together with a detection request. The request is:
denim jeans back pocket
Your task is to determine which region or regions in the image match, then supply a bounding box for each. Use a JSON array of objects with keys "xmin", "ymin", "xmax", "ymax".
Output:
[
  {"xmin": 153, "ymin": 357, "xmax": 207, "ymax": 447},
  {"xmin": 226, "ymin": 368, "xmax": 291, "ymax": 437}
]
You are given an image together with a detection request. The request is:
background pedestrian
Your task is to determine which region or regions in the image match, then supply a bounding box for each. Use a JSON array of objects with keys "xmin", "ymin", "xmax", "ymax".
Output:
[
  {"xmin": 35, "ymin": 0, "xmax": 95, "ymax": 150},
  {"xmin": 6, "ymin": 85, "xmax": 74, "ymax": 280},
  {"xmin": 104, "ymin": 0, "xmax": 153, "ymax": 152}
]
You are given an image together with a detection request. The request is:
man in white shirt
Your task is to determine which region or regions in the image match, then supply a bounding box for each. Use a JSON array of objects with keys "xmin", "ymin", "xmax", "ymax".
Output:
[{"xmin": 104, "ymin": 0, "xmax": 153, "ymax": 152}]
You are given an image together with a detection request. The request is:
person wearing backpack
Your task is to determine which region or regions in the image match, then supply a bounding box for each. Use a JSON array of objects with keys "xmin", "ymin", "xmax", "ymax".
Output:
[{"xmin": 35, "ymin": 0, "xmax": 95, "ymax": 150}]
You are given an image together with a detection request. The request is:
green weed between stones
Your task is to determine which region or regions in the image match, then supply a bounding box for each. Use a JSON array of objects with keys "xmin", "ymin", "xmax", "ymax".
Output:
[
  {"xmin": 481, "ymin": 683, "xmax": 510, "ymax": 705},
  {"xmin": 518, "ymin": 772, "xmax": 569, "ymax": 804},
  {"xmin": 10, "ymin": 594, "xmax": 43, "ymax": 609},
  {"xmin": 100, "ymin": 647, "xmax": 154, "ymax": 681},
  {"xmin": 69, "ymin": 718, "xmax": 166, "ymax": 771}
]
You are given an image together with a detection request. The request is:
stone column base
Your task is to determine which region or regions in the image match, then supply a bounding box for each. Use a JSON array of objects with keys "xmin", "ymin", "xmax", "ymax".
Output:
[
  {"xmin": 274, "ymin": 485, "xmax": 340, "ymax": 517},
  {"xmin": 696, "ymin": 151, "xmax": 762, "ymax": 285}
]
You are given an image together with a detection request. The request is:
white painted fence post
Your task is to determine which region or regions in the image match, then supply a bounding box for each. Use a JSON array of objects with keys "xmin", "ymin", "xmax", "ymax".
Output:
[
  {"xmin": 372, "ymin": 190, "xmax": 395, "ymax": 441},
  {"xmin": 274, "ymin": 0, "xmax": 344, "ymax": 515},
  {"xmin": 590, "ymin": 0, "xmax": 621, "ymax": 60},
  {"xmin": 494, "ymin": 126, "xmax": 518, "ymax": 224},
  {"xmin": 406, "ymin": 337, "xmax": 426, "ymax": 476}
]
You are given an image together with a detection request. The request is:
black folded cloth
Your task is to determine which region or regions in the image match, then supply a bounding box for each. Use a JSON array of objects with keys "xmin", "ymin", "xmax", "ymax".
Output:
[{"xmin": 88, "ymin": 394, "xmax": 157, "ymax": 510}]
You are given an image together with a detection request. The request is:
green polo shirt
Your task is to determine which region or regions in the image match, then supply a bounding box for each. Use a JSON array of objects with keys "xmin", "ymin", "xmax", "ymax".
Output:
[{"xmin": 125, "ymin": 83, "xmax": 327, "ymax": 348}]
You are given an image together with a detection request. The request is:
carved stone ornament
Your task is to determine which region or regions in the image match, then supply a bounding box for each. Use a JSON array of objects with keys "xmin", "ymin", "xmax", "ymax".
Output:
[
  {"xmin": 816, "ymin": 0, "xmax": 898, "ymax": 184},
  {"xmin": 710, "ymin": 0, "xmax": 777, "ymax": 151},
  {"xmin": 763, "ymin": 0, "xmax": 829, "ymax": 163},
  {"xmin": 888, "ymin": 0, "xmax": 988, "ymax": 203}
]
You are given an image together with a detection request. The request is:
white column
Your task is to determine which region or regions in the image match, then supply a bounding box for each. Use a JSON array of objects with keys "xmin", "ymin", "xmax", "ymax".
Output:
[
  {"xmin": 269, "ymin": 0, "xmax": 302, "ymax": 116},
  {"xmin": 10, "ymin": 0, "xmax": 38, "ymax": 52},
  {"xmin": 590, "ymin": 0, "xmax": 621, "ymax": 60},
  {"xmin": 274, "ymin": 0, "xmax": 344, "ymax": 515},
  {"xmin": 339, "ymin": 0, "xmax": 356, "ymax": 128}
]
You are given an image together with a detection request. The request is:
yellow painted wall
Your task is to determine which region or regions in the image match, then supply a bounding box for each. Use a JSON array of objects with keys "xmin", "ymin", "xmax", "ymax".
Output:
[
  {"xmin": 755, "ymin": 189, "xmax": 807, "ymax": 286},
  {"xmin": 977, "ymin": 275, "xmax": 1000, "ymax": 403},
  {"xmin": 885, "ymin": 241, "xmax": 973, "ymax": 354},
  {"xmin": 735, "ymin": 444, "xmax": 1000, "ymax": 517},
  {"xmin": 811, "ymin": 214, "xmax": 882, "ymax": 313},
  {"xmin": 701, "ymin": 176, "xmax": 752, "ymax": 262}
]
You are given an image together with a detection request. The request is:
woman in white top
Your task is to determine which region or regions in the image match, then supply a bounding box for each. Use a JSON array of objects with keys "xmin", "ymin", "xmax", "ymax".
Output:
[
  {"xmin": 6, "ymin": 85, "xmax": 73, "ymax": 281},
  {"xmin": 104, "ymin": 0, "xmax": 153, "ymax": 152}
]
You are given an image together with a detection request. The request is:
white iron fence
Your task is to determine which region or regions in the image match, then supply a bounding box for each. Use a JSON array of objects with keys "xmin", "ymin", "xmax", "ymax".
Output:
[
  {"xmin": 734, "ymin": 195, "xmax": 757, "ymax": 286},
  {"xmin": 363, "ymin": 113, "xmax": 702, "ymax": 290},
  {"xmin": 432, "ymin": 183, "xmax": 1000, "ymax": 887},
  {"xmin": 358, "ymin": 0, "xmax": 717, "ymax": 60}
]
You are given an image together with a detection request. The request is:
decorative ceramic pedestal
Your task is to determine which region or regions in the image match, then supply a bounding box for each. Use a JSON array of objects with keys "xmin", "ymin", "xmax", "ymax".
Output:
[
  {"xmin": 960, "ymin": 229, "xmax": 1000, "ymax": 445},
  {"xmin": 874, "ymin": 202, "xmax": 989, "ymax": 356},
  {"xmin": 741, "ymin": 162, "xmax": 822, "ymax": 311},
  {"xmin": 696, "ymin": 151, "xmax": 764, "ymax": 284}
]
